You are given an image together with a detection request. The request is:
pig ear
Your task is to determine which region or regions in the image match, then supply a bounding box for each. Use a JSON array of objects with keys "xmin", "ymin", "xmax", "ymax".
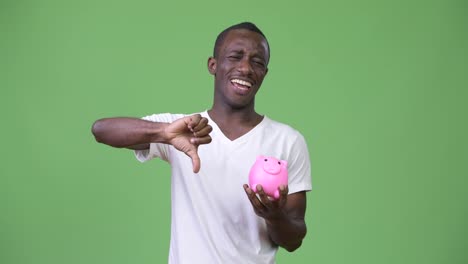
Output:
[{"xmin": 281, "ymin": 160, "xmax": 288, "ymax": 167}]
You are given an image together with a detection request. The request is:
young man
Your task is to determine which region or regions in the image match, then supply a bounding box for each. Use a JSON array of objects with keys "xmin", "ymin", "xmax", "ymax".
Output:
[{"xmin": 92, "ymin": 22, "xmax": 312, "ymax": 264}]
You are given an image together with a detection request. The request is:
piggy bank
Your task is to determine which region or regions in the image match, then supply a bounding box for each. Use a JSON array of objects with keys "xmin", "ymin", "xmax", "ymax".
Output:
[{"xmin": 249, "ymin": 155, "xmax": 288, "ymax": 199}]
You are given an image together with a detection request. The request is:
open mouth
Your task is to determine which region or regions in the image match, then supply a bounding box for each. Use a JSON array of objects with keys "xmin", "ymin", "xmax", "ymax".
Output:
[{"xmin": 230, "ymin": 78, "xmax": 253, "ymax": 92}]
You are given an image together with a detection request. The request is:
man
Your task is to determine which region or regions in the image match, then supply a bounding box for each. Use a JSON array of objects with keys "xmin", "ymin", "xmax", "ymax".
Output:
[{"xmin": 92, "ymin": 22, "xmax": 312, "ymax": 264}]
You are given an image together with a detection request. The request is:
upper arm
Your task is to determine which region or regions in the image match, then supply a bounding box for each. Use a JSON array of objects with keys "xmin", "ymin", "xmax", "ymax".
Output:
[{"xmin": 284, "ymin": 191, "xmax": 307, "ymax": 220}]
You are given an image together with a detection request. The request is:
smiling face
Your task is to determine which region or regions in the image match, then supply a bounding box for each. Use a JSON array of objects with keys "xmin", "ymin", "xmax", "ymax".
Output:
[{"xmin": 208, "ymin": 29, "xmax": 269, "ymax": 110}]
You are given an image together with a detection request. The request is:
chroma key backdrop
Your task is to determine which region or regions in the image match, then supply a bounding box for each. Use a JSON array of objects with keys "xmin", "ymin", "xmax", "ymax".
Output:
[{"xmin": 1, "ymin": 0, "xmax": 467, "ymax": 263}]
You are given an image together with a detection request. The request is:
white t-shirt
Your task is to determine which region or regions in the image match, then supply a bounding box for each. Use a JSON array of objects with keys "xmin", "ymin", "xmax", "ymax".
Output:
[{"xmin": 135, "ymin": 111, "xmax": 312, "ymax": 264}]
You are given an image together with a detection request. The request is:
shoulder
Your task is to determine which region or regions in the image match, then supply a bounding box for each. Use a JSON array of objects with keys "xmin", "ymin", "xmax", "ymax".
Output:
[{"xmin": 263, "ymin": 116, "xmax": 304, "ymax": 139}]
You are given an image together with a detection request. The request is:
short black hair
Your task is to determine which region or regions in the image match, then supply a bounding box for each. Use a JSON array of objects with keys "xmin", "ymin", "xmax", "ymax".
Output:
[{"xmin": 213, "ymin": 22, "xmax": 270, "ymax": 60}]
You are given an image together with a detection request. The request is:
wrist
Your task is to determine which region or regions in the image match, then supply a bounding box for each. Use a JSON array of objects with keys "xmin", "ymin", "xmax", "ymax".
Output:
[
  {"xmin": 147, "ymin": 122, "xmax": 170, "ymax": 144},
  {"xmin": 265, "ymin": 210, "xmax": 288, "ymax": 226}
]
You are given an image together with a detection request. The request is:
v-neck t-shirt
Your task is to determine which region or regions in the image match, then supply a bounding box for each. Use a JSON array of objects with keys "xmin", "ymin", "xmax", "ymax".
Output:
[{"xmin": 135, "ymin": 111, "xmax": 312, "ymax": 264}]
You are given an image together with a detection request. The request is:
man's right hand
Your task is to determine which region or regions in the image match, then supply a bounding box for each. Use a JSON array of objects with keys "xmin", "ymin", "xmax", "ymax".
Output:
[
  {"xmin": 92, "ymin": 114, "xmax": 212, "ymax": 173},
  {"xmin": 164, "ymin": 114, "xmax": 212, "ymax": 173}
]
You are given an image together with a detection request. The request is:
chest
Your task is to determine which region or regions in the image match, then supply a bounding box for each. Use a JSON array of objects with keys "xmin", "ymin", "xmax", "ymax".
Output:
[{"xmin": 216, "ymin": 122, "xmax": 257, "ymax": 141}]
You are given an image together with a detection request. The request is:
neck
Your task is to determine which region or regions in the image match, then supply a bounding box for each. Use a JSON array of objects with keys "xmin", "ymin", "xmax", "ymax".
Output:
[{"xmin": 208, "ymin": 103, "xmax": 262, "ymax": 127}]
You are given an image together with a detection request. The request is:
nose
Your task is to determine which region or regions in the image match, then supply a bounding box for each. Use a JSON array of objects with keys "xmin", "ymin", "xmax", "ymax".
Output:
[{"xmin": 237, "ymin": 58, "xmax": 253, "ymax": 75}]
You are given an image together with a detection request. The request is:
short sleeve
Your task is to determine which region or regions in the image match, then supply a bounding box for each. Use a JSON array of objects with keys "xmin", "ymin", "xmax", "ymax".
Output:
[
  {"xmin": 287, "ymin": 133, "xmax": 312, "ymax": 194},
  {"xmin": 134, "ymin": 113, "xmax": 185, "ymax": 163}
]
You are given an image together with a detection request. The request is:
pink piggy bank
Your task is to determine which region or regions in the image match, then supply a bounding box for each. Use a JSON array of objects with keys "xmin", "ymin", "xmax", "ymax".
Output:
[{"xmin": 249, "ymin": 155, "xmax": 288, "ymax": 199}]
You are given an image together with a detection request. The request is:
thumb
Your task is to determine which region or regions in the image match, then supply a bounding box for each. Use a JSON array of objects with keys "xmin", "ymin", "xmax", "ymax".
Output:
[{"xmin": 186, "ymin": 148, "xmax": 201, "ymax": 173}]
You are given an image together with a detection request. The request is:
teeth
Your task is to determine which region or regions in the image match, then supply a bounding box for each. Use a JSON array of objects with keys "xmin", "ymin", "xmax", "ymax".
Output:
[{"xmin": 231, "ymin": 79, "xmax": 252, "ymax": 87}]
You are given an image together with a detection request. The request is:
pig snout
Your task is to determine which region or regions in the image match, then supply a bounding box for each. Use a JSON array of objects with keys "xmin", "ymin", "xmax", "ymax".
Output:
[{"xmin": 262, "ymin": 158, "xmax": 282, "ymax": 175}]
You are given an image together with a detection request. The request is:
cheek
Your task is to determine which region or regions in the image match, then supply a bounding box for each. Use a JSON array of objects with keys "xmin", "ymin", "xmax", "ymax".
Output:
[
  {"xmin": 221, "ymin": 61, "xmax": 237, "ymax": 72},
  {"xmin": 254, "ymin": 66, "xmax": 267, "ymax": 76},
  {"xmin": 255, "ymin": 71, "xmax": 267, "ymax": 82}
]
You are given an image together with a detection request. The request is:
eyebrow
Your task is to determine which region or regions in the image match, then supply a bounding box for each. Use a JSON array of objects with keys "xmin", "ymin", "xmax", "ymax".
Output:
[
  {"xmin": 228, "ymin": 49, "xmax": 244, "ymax": 54},
  {"xmin": 227, "ymin": 49, "xmax": 265, "ymax": 59}
]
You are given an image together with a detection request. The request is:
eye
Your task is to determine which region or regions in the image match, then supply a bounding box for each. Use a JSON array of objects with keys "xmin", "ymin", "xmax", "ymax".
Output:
[
  {"xmin": 228, "ymin": 55, "xmax": 241, "ymax": 60},
  {"xmin": 264, "ymin": 159, "xmax": 268, "ymax": 162},
  {"xmin": 253, "ymin": 60, "xmax": 265, "ymax": 66},
  {"xmin": 278, "ymin": 161, "xmax": 281, "ymax": 165}
]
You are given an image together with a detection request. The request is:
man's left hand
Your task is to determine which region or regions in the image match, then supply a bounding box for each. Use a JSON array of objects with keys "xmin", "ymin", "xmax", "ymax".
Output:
[{"xmin": 243, "ymin": 184, "xmax": 288, "ymax": 220}]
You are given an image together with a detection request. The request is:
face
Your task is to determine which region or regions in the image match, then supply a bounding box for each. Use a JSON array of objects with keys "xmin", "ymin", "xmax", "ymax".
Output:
[{"xmin": 208, "ymin": 29, "xmax": 269, "ymax": 109}]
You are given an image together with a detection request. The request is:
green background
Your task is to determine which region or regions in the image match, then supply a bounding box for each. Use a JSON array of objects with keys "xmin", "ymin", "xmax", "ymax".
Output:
[{"xmin": 1, "ymin": 0, "xmax": 467, "ymax": 263}]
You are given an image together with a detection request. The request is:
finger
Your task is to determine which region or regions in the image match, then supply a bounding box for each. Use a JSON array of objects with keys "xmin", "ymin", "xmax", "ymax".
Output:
[
  {"xmin": 256, "ymin": 185, "xmax": 273, "ymax": 207},
  {"xmin": 244, "ymin": 184, "xmax": 266, "ymax": 212},
  {"xmin": 278, "ymin": 185, "xmax": 289, "ymax": 208},
  {"xmin": 243, "ymin": 184, "xmax": 256, "ymax": 200},
  {"xmin": 193, "ymin": 125, "xmax": 212, "ymax": 138},
  {"xmin": 186, "ymin": 148, "xmax": 201, "ymax": 173},
  {"xmin": 243, "ymin": 184, "xmax": 253, "ymax": 196},
  {"xmin": 191, "ymin": 117, "xmax": 209, "ymax": 132},
  {"xmin": 186, "ymin": 114, "xmax": 202, "ymax": 131},
  {"xmin": 191, "ymin": 135, "xmax": 212, "ymax": 145}
]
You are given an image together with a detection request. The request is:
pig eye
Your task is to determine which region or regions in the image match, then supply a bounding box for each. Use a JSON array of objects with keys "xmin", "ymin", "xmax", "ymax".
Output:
[
  {"xmin": 278, "ymin": 161, "xmax": 281, "ymax": 165},
  {"xmin": 264, "ymin": 159, "xmax": 268, "ymax": 162}
]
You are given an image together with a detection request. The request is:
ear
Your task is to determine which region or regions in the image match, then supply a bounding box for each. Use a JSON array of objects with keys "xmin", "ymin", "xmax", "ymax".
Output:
[
  {"xmin": 207, "ymin": 57, "xmax": 217, "ymax": 75},
  {"xmin": 281, "ymin": 159, "xmax": 288, "ymax": 168}
]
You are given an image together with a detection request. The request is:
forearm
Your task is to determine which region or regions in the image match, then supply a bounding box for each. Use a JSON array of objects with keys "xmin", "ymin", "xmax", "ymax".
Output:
[
  {"xmin": 266, "ymin": 213, "xmax": 307, "ymax": 252},
  {"xmin": 91, "ymin": 117, "xmax": 168, "ymax": 148}
]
